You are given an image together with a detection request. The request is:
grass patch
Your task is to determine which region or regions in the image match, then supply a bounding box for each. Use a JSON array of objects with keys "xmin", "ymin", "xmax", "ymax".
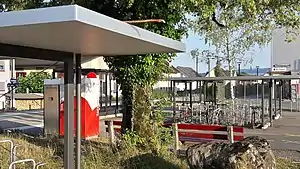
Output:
[
  {"xmin": 277, "ymin": 157, "xmax": 300, "ymax": 169},
  {"xmin": 0, "ymin": 134, "xmax": 187, "ymax": 169},
  {"xmin": 0, "ymin": 134, "xmax": 298, "ymax": 169}
]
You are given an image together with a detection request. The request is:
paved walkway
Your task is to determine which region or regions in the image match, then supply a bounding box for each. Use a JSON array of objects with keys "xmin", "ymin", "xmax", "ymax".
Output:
[{"xmin": 245, "ymin": 111, "xmax": 300, "ymax": 160}]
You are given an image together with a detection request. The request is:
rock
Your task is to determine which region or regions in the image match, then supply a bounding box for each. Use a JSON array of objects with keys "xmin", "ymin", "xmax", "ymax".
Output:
[{"xmin": 186, "ymin": 136, "xmax": 276, "ymax": 169}]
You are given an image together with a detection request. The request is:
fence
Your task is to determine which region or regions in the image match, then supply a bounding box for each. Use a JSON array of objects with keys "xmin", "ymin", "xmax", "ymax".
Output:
[{"xmin": 167, "ymin": 75, "xmax": 300, "ymax": 129}]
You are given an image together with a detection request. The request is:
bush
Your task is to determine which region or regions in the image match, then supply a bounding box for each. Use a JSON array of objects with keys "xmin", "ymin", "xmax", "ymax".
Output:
[{"xmin": 16, "ymin": 72, "xmax": 51, "ymax": 93}]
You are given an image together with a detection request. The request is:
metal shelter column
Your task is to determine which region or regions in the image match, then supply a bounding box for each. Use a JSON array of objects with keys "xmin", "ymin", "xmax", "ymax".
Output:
[
  {"xmin": 105, "ymin": 73, "xmax": 108, "ymax": 115},
  {"xmin": 172, "ymin": 81, "xmax": 176, "ymax": 122},
  {"xmin": 10, "ymin": 59, "xmax": 15, "ymax": 111},
  {"xmin": 274, "ymin": 80, "xmax": 277, "ymax": 117},
  {"xmin": 75, "ymin": 54, "xmax": 81, "ymax": 169},
  {"xmin": 261, "ymin": 80, "xmax": 265, "ymax": 126},
  {"xmin": 115, "ymin": 83, "xmax": 119, "ymax": 116},
  {"xmin": 64, "ymin": 57, "xmax": 75, "ymax": 169},
  {"xmin": 189, "ymin": 82, "xmax": 192, "ymax": 108},
  {"xmin": 268, "ymin": 79, "xmax": 273, "ymax": 127},
  {"xmin": 109, "ymin": 74, "xmax": 112, "ymax": 107},
  {"xmin": 279, "ymin": 80, "xmax": 283, "ymax": 116},
  {"xmin": 52, "ymin": 70, "xmax": 56, "ymax": 79}
]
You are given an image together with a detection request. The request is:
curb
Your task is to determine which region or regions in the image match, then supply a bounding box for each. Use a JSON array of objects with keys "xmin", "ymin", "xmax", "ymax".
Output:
[{"xmin": 100, "ymin": 113, "xmax": 122, "ymax": 120}]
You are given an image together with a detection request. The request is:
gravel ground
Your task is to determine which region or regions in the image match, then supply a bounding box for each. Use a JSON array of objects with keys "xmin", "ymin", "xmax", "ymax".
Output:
[{"xmin": 273, "ymin": 149, "xmax": 300, "ymax": 162}]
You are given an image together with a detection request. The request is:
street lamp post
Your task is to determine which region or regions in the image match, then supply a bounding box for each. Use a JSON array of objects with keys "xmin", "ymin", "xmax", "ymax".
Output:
[
  {"xmin": 256, "ymin": 66, "xmax": 260, "ymax": 105},
  {"xmin": 237, "ymin": 62, "xmax": 241, "ymax": 76}
]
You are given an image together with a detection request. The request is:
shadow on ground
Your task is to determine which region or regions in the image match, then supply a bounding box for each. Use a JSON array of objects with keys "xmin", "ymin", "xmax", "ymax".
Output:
[{"xmin": 123, "ymin": 153, "xmax": 182, "ymax": 169}]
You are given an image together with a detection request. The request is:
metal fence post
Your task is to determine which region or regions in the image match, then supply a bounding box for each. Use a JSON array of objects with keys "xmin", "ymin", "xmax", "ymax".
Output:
[
  {"xmin": 279, "ymin": 80, "xmax": 283, "ymax": 116},
  {"xmin": 269, "ymin": 79, "xmax": 273, "ymax": 126},
  {"xmin": 261, "ymin": 80, "xmax": 265, "ymax": 126},
  {"xmin": 173, "ymin": 123, "xmax": 179, "ymax": 153}
]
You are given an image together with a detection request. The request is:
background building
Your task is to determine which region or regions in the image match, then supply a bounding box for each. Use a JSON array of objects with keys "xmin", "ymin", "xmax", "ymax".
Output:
[{"xmin": 271, "ymin": 28, "xmax": 300, "ymax": 71}]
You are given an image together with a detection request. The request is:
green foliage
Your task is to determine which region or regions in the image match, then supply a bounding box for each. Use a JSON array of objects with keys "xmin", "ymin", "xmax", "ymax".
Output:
[
  {"xmin": 0, "ymin": 0, "xmax": 45, "ymax": 11},
  {"xmin": 0, "ymin": 134, "xmax": 188, "ymax": 169},
  {"xmin": 119, "ymin": 86, "xmax": 172, "ymax": 154},
  {"xmin": 189, "ymin": 0, "xmax": 300, "ymax": 80},
  {"xmin": 214, "ymin": 58, "xmax": 222, "ymax": 77},
  {"xmin": 188, "ymin": 0, "xmax": 300, "ymax": 39},
  {"xmin": 16, "ymin": 72, "xmax": 51, "ymax": 93},
  {"xmin": 121, "ymin": 130, "xmax": 146, "ymax": 150},
  {"xmin": 152, "ymin": 90, "xmax": 171, "ymax": 100}
]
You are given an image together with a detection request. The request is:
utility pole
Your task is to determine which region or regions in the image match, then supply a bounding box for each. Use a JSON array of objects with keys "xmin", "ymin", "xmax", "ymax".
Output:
[
  {"xmin": 196, "ymin": 57, "xmax": 199, "ymax": 73},
  {"xmin": 256, "ymin": 66, "xmax": 259, "ymax": 105},
  {"xmin": 237, "ymin": 62, "xmax": 241, "ymax": 76}
]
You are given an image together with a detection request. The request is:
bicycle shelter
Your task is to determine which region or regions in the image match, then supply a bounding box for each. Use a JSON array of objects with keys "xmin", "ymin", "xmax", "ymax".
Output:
[
  {"xmin": 0, "ymin": 5, "xmax": 185, "ymax": 169},
  {"xmin": 168, "ymin": 75, "xmax": 300, "ymax": 128}
]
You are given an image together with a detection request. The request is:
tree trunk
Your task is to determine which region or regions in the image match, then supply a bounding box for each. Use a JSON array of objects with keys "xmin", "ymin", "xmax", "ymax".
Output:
[
  {"xmin": 133, "ymin": 85, "xmax": 159, "ymax": 152},
  {"xmin": 226, "ymin": 36, "xmax": 235, "ymax": 99},
  {"xmin": 120, "ymin": 84, "xmax": 133, "ymax": 134},
  {"xmin": 228, "ymin": 63, "xmax": 235, "ymax": 99}
]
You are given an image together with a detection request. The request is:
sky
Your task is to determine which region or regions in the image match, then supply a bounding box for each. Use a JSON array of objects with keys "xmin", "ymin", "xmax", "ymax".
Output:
[{"xmin": 172, "ymin": 33, "xmax": 271, "ymax": 73}]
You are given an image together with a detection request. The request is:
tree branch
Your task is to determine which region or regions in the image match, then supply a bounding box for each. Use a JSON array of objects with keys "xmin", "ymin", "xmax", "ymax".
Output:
[{"xmin": 212, "ymin": 12, "xmax": 226, "ymax": 28}]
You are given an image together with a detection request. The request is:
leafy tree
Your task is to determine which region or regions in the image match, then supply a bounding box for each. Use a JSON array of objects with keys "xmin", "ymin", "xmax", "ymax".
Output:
[
  {"xmin": 189, "ymin": 0, "xmax": 300, "ymax": 98},
  {"xmin": 16, "ymin": 72, "xmax": 51, "ymax": 93},
  {"xmin": 191, "ymin": 49, "xmax": 216, "ymax": 76},
  {"xmin": 214, "ymin": 58, "xmax": 222, "ymax": 77},
  {"xmin": 187, "ymin": 0, "xmax": 300, "ymax": 40},
  {"xmin": 0, "ymin": 0, "xmax": 45, "ymax": 11}
]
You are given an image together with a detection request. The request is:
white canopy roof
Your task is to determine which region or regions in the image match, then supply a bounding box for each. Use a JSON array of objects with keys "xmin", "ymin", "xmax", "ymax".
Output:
[{"xmin": 0, "ymin": 5, "xmax": 185, "ymax": 57}]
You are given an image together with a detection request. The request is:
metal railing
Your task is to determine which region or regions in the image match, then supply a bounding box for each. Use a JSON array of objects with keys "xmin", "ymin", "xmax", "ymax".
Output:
[{"xmin": 0, "ymin": 139, "xmax": 46, "ymax": 169}]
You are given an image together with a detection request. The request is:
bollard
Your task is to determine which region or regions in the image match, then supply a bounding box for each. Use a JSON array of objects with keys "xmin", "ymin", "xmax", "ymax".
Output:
[
  {"xmin": 108, "ymin": 121, "xmax": 115, "ymax": 145},
  {"xmin": 227, "ymin": 126, "xmax": 234, "ymax": 143}
]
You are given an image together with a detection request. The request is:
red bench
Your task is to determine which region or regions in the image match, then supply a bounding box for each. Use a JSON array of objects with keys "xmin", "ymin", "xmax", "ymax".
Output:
[
  {"xmin": 104, "ymin": 121, "xmax": 244, "ymax": 147},
  {"xmin": 173, "ymin": 123, "xmax": 244, "ymax": 143}
]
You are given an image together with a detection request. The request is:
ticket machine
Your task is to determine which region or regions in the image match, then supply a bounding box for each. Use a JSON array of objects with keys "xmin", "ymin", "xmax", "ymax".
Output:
[{"xmin": 44, "ymin": 72, "xmax": 100, "ymax": 139}]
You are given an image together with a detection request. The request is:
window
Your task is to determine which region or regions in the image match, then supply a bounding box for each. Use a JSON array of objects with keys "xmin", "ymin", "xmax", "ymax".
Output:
[
  {"xmin": 0, "ymin": 61, "xmax": 5, "ymax": 72},
  {"xmin": 16, "ymin": 72, "xmax": 26, "ymax": 78}
]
